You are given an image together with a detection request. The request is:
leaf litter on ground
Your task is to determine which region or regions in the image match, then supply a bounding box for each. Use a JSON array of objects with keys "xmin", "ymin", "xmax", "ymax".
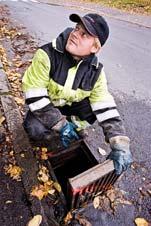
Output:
[
  {"xmin": 93, "ymin": 187, "xmax": 132, "ymax": 213},
  {"xmin": 4, "ymin": 163, "xmax": 22, "ymax": 181}
]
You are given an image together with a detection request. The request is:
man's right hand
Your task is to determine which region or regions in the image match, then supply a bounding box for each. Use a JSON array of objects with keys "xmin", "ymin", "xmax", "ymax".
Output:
[{"xmin": 60, "ymin": 122, "xmax": 79, "ymax": 148}]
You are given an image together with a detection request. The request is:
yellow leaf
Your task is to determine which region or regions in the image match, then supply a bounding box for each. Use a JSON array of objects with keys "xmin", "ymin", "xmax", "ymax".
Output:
[
  {"xmin": 14, "ymin": 61, "xmax": 24, "ymax": 68},
  {"xmin": 31, "ymin": 185, "xmax": 45, "ymax": 200},
  {"xmin": 64, "ymin": 211, "xmax": 73, "ymax": 224},
  {"xmin": 38, "ymin": 166, "xmax": 49, "ymax": 183},
  {"xmin": 31, "ymin": 181, "xmax": 54, "ymax": 200},
  {"xmin": 27, "ymin": 215, "xmax": 42, "ymax": 226},
  {"xmin": 41, "ymin": 147, "xmax": 48, "ymax": 160},
  {"xmin": 41, "ymin": 147, "xmax": 47, "ymax": 152},
  {"xmin": 48, "ymin": 189, "xmax": 55, "ymax": 195},
  {"xmin": 14, "ymin": 97, "xmax": 24, "ymax": 105},
  {"xmin": 5, "ymin": 164, "xmax": 22, "ymax": 181},
  {"xmin": 135, "ymin": 218, "xmax": 149, "ymax": 226},
  {"xmin": 53, "ymin": 182, "xmax": 62, "ymax": 193},
  {"xmin": 0, "ymin": 116, "xmax": 5, "ymax": 125}
]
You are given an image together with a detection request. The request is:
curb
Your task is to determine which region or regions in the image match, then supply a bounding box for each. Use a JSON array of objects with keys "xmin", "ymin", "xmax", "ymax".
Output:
[
  {"xmin": 40, "ymin": 0, "xmax": 151, "ymax": 28},
  {"xmin": 0, "ymin": 61, "xmax": 60, "ymax": 226}
]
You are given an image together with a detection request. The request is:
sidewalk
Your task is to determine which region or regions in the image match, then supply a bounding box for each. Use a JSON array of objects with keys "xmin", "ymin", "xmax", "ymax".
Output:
[
  {"xmin": 41, "ymin": 0, "xmax": 151, "ymax": 28},
  {"xmin": 0, "ymin": 77, "xmax": 32, "ymax": 226}
]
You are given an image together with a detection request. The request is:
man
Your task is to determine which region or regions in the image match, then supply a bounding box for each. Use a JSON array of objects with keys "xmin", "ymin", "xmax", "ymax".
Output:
[{"xmin": 22, "ymin": 13, "xmax": 133, "ymax": 175}]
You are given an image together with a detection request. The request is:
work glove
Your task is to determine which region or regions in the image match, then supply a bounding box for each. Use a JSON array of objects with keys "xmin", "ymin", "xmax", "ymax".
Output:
[
  {"xmin": 60, "ymin": 122, "xmax": 79, "ymax": 148},
  {"xmin": 107, "ymin": 136, "xmax": 133, "ymax": 175}
]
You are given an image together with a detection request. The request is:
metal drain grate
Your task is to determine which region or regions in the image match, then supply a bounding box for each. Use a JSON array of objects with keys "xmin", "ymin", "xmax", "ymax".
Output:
[
  {"xmin": 68, "ymin": 160, "xmax": 118, "ymax": 209},
  {"xmin": 48, "ymin": 140, "xmax": 119, "ymax": 210}
]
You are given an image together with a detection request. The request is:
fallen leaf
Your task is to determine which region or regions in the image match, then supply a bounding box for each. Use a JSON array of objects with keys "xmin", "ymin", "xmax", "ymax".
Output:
[
  {"xmin": 14, "ymin": 60, "xmax": 24, "ymax": 68},
  {"xmin": 147, "ymin": 190, "xmax": 151, "ymax": 196},
  {"xmin": 9, "ymin": 151, "xmax": 14, "ymax": 156},
  {"xmin": 41, "ymin": 147, "xmax": 47, "ymax": 152},
  {"xmin": 64, "ymin": 211, "xmax": 73, "ymax": 224},
  {"xmin": 106, "ymin": 189, "xmax": 116, "ymax": 202},
  {"xmin": 31, "ymin": 180, "xmax": 54, "ymax": 200},
  {"xmin": 37, "ymin": 166, "xmax": 49, "ymax": 183},
  {"xmin": 31, "ymin": 185, "xmax": 46, "ymax": 200},
  {"xmin": 98, "ymin": 147, "xmax": 107, "ymax": 156},
  {"xmin": 4, "ymin": 164, "xmax": 22, "ymax": 181},
  {"xmin": 0, "ymin": 115, "xmax": 5, "ymax": 125},
  {"xmin": 5, "ymin": 200, "xmax": 12, "ymax": 204},
  {"xmin": 14, "ymin": 97, "xmax": 24, "ymax": 105},
  {"xmin": 27, "ymin": 215, "xmax": 42, "ymax": 226},
  {"xmin": 93, "ymin": 196, "xmax": 100, "ymax": 209},
  {"xmin": 41, "ymin": 147, "xmax": 48, "ymax": 160},
  {"xmin": 75, "ymin": 214, "xmax": 92, "ymax": 226},
  {"xmin": 115, "ymin": 198, "xmax": 132, "ymax": 206},
  {"xmin": 6, "ymin": 136, "xmax": 10, "ymax": 142},
  {"xmin": 53, "ymin": 182, "xmax": 62, "ymax": 193},
  {"xmin": 48, "ymin": 189, "xmax": 55, "ymax": 195},
  {"xmin": 135, "ymin": 218, "xmax": 149, "ymax": 226},
  {"xmin": 93, "ymin": 195, "xmax": 111, "ymax": 213}
]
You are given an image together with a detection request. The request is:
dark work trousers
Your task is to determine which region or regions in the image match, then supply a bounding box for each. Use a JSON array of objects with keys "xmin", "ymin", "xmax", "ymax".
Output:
[{"xmin": 23, "ymin": 98, "xmax": 97, "ymax": 142}]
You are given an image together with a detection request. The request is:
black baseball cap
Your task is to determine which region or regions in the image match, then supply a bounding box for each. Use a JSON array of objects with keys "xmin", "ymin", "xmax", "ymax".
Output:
[{"xmin": 69, "ymin": 13, "xmax": 109, "ymax": 46}]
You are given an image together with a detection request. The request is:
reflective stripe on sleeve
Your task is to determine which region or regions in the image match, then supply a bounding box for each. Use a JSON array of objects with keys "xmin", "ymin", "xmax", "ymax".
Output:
[
  {"xmin": 25, "ymin": 88, "xmax": 48, "ymax": 99},
  {"xmin": 91, "ymin": 101, "xmax": 116, "ymax": 111},
  {"xmin": 96, "ymin": 109, "xmax": 120, "ymax": 122},
  {"xmin": 29, "ymin": 97, "xmax": 50, "ymax": 112}
]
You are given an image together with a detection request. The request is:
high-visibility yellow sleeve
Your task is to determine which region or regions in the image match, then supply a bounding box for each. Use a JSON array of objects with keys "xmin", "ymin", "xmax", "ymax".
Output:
[
  {"xmin": 90, "ymin": 68, "xmax": 115, "ymax": 104},
  {"xmin": 22, "ymin": 48, "xmax": 50, "ymax": 92}
]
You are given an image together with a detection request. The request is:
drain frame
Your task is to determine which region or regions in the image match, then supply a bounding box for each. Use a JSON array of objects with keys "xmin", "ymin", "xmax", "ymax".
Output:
[{"xmin": 48, "ymin": 140, "xmax": 118, "ymax": 210}]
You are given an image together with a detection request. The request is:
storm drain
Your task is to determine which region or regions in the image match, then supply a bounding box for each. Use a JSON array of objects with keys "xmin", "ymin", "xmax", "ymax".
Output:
[{"xmin": 48, "ymin": 140, "xmax": 119, "ymax": 209}]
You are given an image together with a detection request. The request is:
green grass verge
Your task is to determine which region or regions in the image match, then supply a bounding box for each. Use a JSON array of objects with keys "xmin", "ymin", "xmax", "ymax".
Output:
[{"xmin": 82, "ymin": 0, "xmax": 151, "ymax": 14}]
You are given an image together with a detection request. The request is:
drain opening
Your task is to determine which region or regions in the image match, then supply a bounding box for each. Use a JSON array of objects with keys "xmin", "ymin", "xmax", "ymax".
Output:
[
  {"xmin": 49, "ymin": 141, "xmax": 98, "ymax": 208},
  {"xmin": 48, "ymin": 140, "xmax": 118, "ymax": 209}
]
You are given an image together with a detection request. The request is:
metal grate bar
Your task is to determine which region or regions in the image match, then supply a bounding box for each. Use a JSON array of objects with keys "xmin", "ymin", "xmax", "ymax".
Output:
[
  {"xmin": 72, "ymin": 170, "xmax": 119, "ymax": 209},
  {"xmin": 95, "ymin": 172, "xmax": 109, "ymax": 194},
  {"xmin": 102, "ymin": 172, "xmax": 115, "ymax": 191},
  {"xmin": 85, "ymin": 182, "xmax": 96, "ymax": 203}
]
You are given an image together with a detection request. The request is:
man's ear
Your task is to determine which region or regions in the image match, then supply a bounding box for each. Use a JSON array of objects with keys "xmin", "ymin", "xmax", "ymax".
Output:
[{"xmin": 91, "ymin": 45, "xmax": 101, "ymax": 54}]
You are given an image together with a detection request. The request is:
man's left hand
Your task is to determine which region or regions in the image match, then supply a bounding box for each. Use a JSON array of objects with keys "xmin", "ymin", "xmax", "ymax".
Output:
[{"xmin": 107, "ymin": 136, "xmax": 133, "ymax": 175}]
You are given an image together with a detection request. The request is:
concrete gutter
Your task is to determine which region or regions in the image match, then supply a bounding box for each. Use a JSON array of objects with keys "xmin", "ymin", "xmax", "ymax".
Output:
[
  {"xmin": 40, "ymin": 0, "xmax": 151, "ymax": 28},
  {"xmin": 0, "ymin": 60, "xmax": 60, "ymax": 226}
]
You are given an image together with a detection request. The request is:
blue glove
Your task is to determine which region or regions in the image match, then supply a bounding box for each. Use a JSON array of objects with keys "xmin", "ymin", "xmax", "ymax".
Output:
[
  {"xmin": 60, "ymin": 122, "xmax": 79, "ymax": 148},
  {"xmin": 107, "ymin": 136, "xmax": 133, "ymax": 175}
]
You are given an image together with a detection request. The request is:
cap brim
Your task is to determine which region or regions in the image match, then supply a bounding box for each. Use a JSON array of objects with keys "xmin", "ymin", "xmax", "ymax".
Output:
[{"xmin": 69, "ymin": 14, "xmax": 97, "ymax": 37}]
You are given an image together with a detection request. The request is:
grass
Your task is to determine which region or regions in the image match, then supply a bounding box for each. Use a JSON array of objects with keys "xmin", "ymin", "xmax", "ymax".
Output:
[{"xmin": 81, "ymin": 0, "xmax": 151, "ymax": 14}]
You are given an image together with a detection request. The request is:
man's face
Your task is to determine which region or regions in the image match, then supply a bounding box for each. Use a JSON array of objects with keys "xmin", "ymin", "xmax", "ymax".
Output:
[{"xmin": 65, "ymin": 23, "xmax": 98, "ymax": 59}]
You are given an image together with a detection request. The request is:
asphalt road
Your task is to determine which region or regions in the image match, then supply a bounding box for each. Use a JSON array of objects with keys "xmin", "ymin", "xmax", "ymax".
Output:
[{"xmin": 1, "ymin": 1, "xmax": 151, "ymax": 225}]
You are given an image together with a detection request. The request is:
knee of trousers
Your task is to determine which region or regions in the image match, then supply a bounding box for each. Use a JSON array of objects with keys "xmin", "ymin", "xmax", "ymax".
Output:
[{"xmin": 23, "ymin": 111, "xmax": 48, "ymax": 141}]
